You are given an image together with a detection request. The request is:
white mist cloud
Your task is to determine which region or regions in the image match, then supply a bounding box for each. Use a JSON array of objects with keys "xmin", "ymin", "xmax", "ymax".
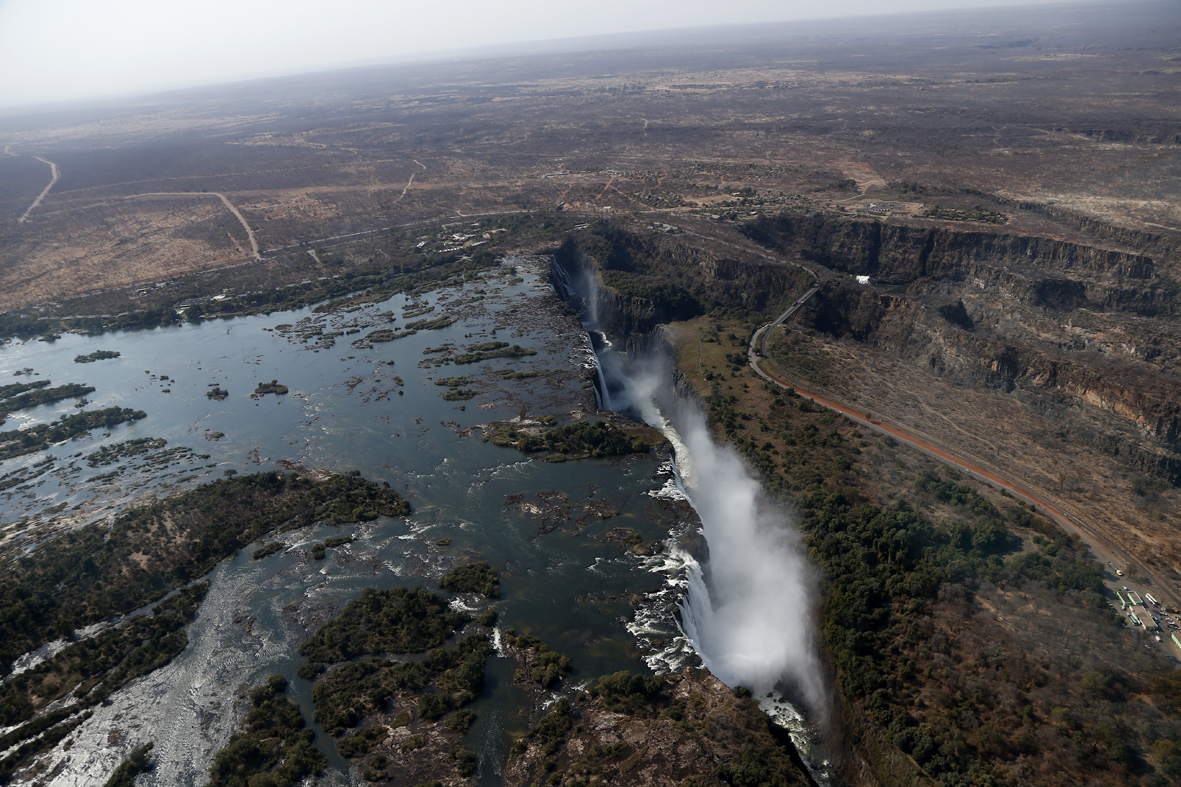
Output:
[
  {"xmin": 557, "ymin": 251, "xmax": 828, "ymax": 713},
  {"xmin": 626, "ymin": 360, "xmax": 827, "ymax": 714}
]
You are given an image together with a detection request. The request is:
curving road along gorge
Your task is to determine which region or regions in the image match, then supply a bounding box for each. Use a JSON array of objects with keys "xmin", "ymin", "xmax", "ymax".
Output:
[{"xmin": 747, "ymin": 282, "xmax": 1179, "ymax": 620}]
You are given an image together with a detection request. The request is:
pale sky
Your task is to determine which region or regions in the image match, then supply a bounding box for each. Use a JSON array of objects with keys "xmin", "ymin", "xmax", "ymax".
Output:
[{"xmin": 0, "ymin": 0, "xmax": 1080, "ymax": 110}]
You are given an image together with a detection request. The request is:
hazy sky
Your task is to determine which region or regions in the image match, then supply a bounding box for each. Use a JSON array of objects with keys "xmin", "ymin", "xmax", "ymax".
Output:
[{"xmin": 0, "ymin": 0, "xmax": 1079, "ymax": 109}]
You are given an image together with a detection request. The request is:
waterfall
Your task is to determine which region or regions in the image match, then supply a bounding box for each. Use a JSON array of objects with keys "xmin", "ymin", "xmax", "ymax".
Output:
[{"xmin": 551, "ymin": 253, "xmax": 835, "ymax": 784}]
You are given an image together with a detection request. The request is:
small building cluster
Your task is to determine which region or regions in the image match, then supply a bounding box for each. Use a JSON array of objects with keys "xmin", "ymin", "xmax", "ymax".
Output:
[
  {"xmin": 1116, "ymin": 588, "xmax": 1181, "ymax": 650},
  {"xmin": 857, "ymin": 201, "xmax": 902, "ymax": 216}
]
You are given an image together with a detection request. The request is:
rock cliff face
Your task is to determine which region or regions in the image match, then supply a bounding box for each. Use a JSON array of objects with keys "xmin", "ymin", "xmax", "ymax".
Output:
[
  {"xmin": 747, "ymin": 213, "xmax": 1181, "ymax": 485},
  {"xmin": 745, "ymin": 214, "xmax": 1178, "ymax": 317},
  {"xmin": 806, "ymin": 282, "xmax": 1181, "ymax": 484},
  {"xmin": 551, "ymin": 231, "xmax": 813, "ymax": 341}
]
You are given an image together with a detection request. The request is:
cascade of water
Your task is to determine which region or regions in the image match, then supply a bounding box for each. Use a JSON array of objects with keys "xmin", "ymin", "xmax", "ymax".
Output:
[{"xmin": 553, "ymin": 255, "xmax": 836, "ymax": 784}]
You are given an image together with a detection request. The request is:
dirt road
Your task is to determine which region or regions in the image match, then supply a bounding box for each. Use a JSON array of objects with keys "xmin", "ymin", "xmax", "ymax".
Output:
[
  {"xmin": 394, "ymin": 172, "xmax": 417, "ymax": 204},
  {"xmin": 122, "ymin": 192, "xmax": 260, "ymax": 260},
  {"xmin": 17, "ymin": 157, "xmax": 60, "ymax": 223},
  {"xmin": 748, "ymin": 320, "xmax": 1177, "ymax": 613}
]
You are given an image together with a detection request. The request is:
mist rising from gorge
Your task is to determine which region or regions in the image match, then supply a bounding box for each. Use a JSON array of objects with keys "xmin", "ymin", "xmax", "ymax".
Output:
[
  {"xmin": 630, "ymin": 364, "xmax": 827, "ymax": 715},
  {"xmin": 552, "ymin": 256, "xmax": 827, "ymax": 719}
]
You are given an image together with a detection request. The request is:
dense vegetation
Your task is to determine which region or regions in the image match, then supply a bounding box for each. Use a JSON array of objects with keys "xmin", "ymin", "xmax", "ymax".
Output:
[
  {"xmin": 74, "ymin": 350, "xmax": 121, "ymax": 363},
  {"xmin": 600, "ymin": 269, "xmax": 704, "ymax": 321},
  {"xmin": 294, "ymin": 581, "xmax": 499, "ymax": 783},
  {"xmin": 0, "ymin": 382, "xmax": 95, "ymax": 424},
  {"xmin": 503, "ymin": 629, "xmax": 573, "ymax": 689},
  {"xmin": 487, "ymin": 419, "xmax": 651, "ymax": 458},
  {"xmin": 299, "ymin": 581, "xmax": 493, "ymax": 761},
  {"xmin": 0, "ymin": 582, "xmax": 208, "ymax": 728},
  {"xmin": 0, "ymin": 710, "xmax": 90, "ymax": 782},
  {"xmin": 299, "ymin": 587, "xmax": 466, "ymax": 665},
  {"xmin": 919, "ymin": 204, "xmax": 1008, "ymax": 224},
  {"xmin": 0, "ymin": 584, "xmax": 205, "ymax": 776},
  {"xmin": 103, "ymin": 743, "xmax": 154, "ymax": 787},
  {"xmin": 0, "ymin": 406, "xmax": 145, "ymax": 460},
  {"xmin": 0, "ymin": 471, "xmax": 410, "ymax": 671},
  {"xmin": 0, "ymin": 379, "xmax": 51, "ymax": 400},
  {"xmin": 312, "ymin": 633, "xmax": 492, "ymax": 735},
  {"xmin": 252, "ymin": 380, "xmax": 288, "ymax": 397},
  {"xmin": 440, "ymin": 387, "xmax": 479, "ymax": 401},
  {"xmin": 252, "ymin": 541, "xmax": 285, "ymax": 560},
  {"xmin": 438, "ymin": 561, "xmax": 500, "ymax": 597},
  {"xmin": 208, "ymin": 675, "xmax": 326, "ymax": 787}
]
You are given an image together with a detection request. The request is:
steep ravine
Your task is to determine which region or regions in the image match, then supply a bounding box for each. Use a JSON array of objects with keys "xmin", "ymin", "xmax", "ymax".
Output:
[
  {"xmin": 744, "ymin": 213, "xmax": 1181, "ymax": 485},
  {"xmin": 550, "ymin": 238, "xmax": 863, "ymax": 787},
  {"xmin": 744, "ymin": 213, "xmax": 1179, "ymax": 317}
]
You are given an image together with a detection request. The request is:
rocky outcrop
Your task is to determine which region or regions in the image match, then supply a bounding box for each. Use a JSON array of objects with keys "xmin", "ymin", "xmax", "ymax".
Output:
[
  {"xmin": 552, "ymin": 230, "xmax": 813, "ymax": 340},
  {"xmin": 990, "ymin": 196, "xmax": 1181, "ymax": 260},
  {"xmin": 738, "ymin": 211, "xmax": 1181, "ymax": 484}
]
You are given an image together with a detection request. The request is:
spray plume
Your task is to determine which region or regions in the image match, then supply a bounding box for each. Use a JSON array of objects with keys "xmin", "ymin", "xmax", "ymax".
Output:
[
  {"xmin": 632, "ymin": 366, "xmax": 826, "ymax": 714},
  {"xmin": 552, "ymin": 254, "xmax": 826, "ymax": 716}
]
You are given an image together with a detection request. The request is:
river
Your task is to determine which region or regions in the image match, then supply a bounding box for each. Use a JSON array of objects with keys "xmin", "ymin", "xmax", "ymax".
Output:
[{"xmin": 1, "ymin": 256, "xmax": 695, "ymax": 786}]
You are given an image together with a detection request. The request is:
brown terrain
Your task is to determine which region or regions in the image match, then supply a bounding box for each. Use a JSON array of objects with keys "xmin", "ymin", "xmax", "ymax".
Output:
[{"xmin": 2, "ymin": 1, "xmax": 1181, "ymax": 785}]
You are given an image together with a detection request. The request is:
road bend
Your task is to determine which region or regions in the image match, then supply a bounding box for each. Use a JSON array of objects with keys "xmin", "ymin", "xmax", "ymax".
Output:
[
  {"xmin": 748, "ymin": 301, "xmax": 1177, "ymax": 612},
  {"xmin": 123, "ymin": 192, "xmax": 261, "ymax": 260},
  {"xmin": 17, "ymin": 157, "xmax": 60, "ymax": 223}
]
